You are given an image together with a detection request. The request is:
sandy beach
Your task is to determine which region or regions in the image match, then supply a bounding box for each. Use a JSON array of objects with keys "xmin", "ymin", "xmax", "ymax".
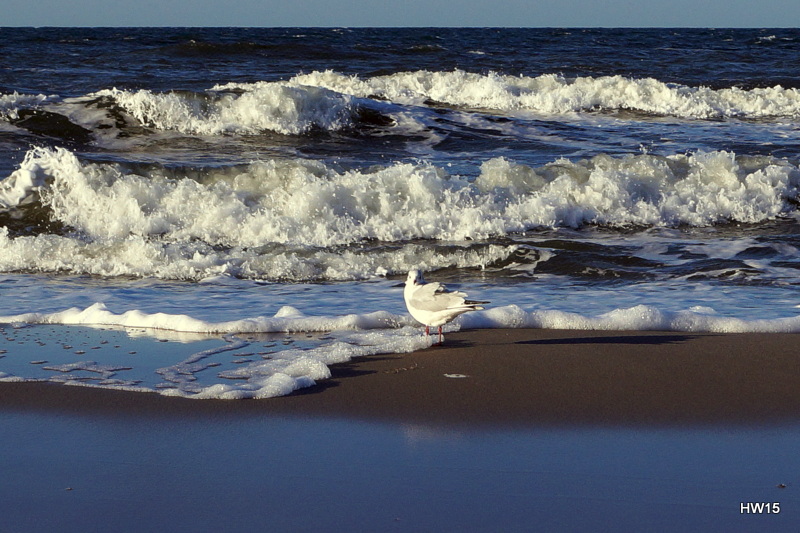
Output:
[
  {"xmin": 3, "ymin": 328, "xmax": 800, "ymax": 425},
  {"xmin": 2, "ymin": 328, "xmax": 800, "ymax": 531}
]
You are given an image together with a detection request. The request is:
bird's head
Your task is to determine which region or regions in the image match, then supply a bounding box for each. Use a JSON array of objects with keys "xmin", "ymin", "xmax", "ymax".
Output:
[{"xmin": 406, "ymin": 269, "xmax": 424, "ymax": 286}]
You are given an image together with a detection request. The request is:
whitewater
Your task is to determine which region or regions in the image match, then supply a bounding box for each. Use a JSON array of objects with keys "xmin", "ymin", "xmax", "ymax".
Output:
[{"xmin": 2, "ymin": 146, "xmax": 799, "ymax": 280}]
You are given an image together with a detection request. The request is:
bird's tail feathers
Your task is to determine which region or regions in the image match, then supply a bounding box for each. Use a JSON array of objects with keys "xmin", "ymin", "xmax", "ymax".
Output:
[{"xmin": 459, "ymin": 300, "xmax": 488, "ymax": 311}]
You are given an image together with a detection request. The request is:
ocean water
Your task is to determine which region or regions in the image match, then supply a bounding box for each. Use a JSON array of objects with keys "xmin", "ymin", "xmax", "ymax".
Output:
[{"xmin": 3, "ymin": 27, "xmax": 800, "ymax": 398}]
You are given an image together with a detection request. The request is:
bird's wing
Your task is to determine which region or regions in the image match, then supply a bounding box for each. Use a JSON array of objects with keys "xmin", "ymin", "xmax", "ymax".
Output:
[{"xmin": 410, "ymin": 282, "xmax": 468, "ymax": 312}]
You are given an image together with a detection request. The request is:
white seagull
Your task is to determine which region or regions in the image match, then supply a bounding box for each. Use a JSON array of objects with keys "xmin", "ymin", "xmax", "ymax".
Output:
[{"xmin": 404, "ymin": 269, "xmax": 488, "ymax": 344}]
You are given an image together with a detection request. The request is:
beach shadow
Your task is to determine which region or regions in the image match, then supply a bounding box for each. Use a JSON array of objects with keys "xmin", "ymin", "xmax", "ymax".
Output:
[
  {"xmin": 291, "ymin": 380, "xmax": 345, "ymax": 395},
  {"xmin": 518, "ymin": 335, "xmax": 701, "ymax": 346},
  {"xmin": 288, "ymin": 354, "xmax": 402, "ymax": 396},
  {"xmin": 435, "ymin": 339, "xmax": 475, "ymax": 349}
]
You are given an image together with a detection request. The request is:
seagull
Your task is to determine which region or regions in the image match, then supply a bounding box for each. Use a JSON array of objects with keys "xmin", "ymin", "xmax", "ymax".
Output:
[{"xmin": 404, "ymin": 269, "xmax": 488, "ymax": 344}]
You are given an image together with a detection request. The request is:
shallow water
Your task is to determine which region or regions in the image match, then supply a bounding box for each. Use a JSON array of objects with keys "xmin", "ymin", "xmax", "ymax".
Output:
[{"xmin": 2, "ymin": 408, "xmax": 798, "ymax": 531}]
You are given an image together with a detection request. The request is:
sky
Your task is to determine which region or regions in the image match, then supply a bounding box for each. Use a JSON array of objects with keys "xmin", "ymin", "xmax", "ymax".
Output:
[{"xmin": 3, "ymin": 0, "xmax": 800, "ymax": 27}]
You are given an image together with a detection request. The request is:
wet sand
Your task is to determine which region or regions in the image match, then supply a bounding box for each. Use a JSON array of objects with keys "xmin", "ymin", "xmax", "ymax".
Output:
[
  {"xmin": 2, "ymin": 328, "xmax": 800, "ymax": 531},
  {"xmin": 2, "ymin": 328, "xmax": 800, "ymax": 426}
]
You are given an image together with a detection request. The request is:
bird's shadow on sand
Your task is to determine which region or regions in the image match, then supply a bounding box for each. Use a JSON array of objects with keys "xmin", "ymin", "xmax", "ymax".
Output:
[
  {"xmin": 517, "ymin": 335, "xmax": 702, "ymax": 346},
  {"xmin": 431, "ymin": 338, "xmax": 475, "ymax": 349},
  {"xmin": 289, "ymin": 355, "xmax": 401, "ymax": 396}
]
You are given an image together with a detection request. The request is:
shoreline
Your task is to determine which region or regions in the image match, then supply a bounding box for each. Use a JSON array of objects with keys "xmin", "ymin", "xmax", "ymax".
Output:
[
  {"xmin": 4, "ymin": 327, "xmax": 800, "ymax": 532},
  {"xmin": 2, "ymin": 328, "xmax": 799, "ymax": 427}
]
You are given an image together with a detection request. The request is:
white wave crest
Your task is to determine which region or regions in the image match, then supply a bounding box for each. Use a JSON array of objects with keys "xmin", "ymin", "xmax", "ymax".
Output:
[
  {"xmin": 276, "ymin": 70, "xmax": 800, "ymax": 118},
  {"xmin": 1, "ymin": 147, "xmax": 799, "ymax": 280},
  {"xmin": 1, "ymin": 146, "xmax": 507, "ymax": 245},
  {"xmin": 0, "ymin": 92, "xmax": 52, "ymax": 121},
  {"xmin": 476, "ymin": 151, "xmax": 800, "ymax": 227},
  {"xmin": 97, "ymin": 83, "xmax": 356, "ymax": 135},
  {"xmin": 7, "ymin": 70, "xmax": 800, "ymax": 147},
  {"xmin": 0, "ymin": 227, "xmax": 513, "ymax": 281}
]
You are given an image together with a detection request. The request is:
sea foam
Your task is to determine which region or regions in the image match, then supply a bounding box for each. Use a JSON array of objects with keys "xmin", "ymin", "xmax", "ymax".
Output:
[
  {"xmin": 6, "ymin": 301, "xmax": 800, "ymax": 335},
  {"xmin": 460, "ymin": 304, "xmax": 800, "ymax": 334},
  {"xmin": 97, "ymin": 83, "xmax": 357, "ymax": 136},
  {"xmin": 0, "ymin": 301, "xmax": 408, "ymax": 334},
  {"xmin": 0, "ymin": 303, "xmax": 429, "ymax": 399},
  {"xmin": 3, "ymin": 302, "xmax": 800, "ymax": 399},
  {"xmin": 228, "ymin": 70, "xmax": 800, "ymax": 119},
  {"xmin": 1, "ymin": 146, "xmax": 799, "ymax": 281}
]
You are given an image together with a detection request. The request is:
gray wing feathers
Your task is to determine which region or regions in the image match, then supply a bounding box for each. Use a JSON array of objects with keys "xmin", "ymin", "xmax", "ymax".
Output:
[{"xmin": 411, "ymin": 282, "xmax": 474, "ymax": 312}]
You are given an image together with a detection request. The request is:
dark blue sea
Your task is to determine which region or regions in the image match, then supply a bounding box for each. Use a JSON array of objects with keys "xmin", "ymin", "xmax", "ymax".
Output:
[{"xmin": 3, "ymin": 27, "xmax": 800, "ymax": 396}]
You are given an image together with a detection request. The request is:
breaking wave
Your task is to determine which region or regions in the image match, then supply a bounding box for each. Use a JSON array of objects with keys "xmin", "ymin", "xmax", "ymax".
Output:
[
  {"xmin": 96, "ymin": 84, "xmax": 359, "ymax": 136},
  {"xmin": 241, "ymin": 70, "xmax": 800, "ymax": 119},
  {"xmin": 1, "ymin": 146, "xmax": 799, "ymax": 280},
  {"xmin": 4, "ymin": 70, "xmax": 800, "ymax": 147}
]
